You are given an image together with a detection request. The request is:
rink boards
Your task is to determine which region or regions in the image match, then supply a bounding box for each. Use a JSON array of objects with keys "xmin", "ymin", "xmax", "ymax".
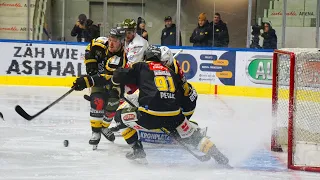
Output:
[{"xmin": 0, "ymin": 39, "xmax": 275, "ymax": 98}]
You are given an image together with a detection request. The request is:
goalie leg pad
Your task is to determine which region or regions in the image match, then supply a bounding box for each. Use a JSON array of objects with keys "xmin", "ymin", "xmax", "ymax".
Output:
[
  {"xmin": 176, "ymin": 118, "xmax": 196, "ymax": 138},
  {"xmin": 198, "ymin": 137, "xmax": 214, "ymax": 153},
  {"xmin": 120, "ymin": 107, "xmax": 139, "ymax": 126},
  {"xmin": 197, "ymin": 137, "xmax": 229, "ymax": 165}
]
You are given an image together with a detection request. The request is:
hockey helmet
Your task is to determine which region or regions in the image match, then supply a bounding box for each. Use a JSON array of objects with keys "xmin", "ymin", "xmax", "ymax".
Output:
[
  {"xmin": 122, "ymin": 19, "xmax": 137, "ymax": 30},
  {"xmin": 109, "ymin": 26, "xmax": 126, "ymax": 41},
  {"xmin": 144, "ymin": 45, "xmax": 161, "ymax": 62},
  {"xmin": 160, "ymin": 46, "xmax": 174, "ymax": 66}
]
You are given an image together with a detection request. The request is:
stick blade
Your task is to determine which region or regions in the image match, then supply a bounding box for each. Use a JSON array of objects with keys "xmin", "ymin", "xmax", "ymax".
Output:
[{"xmin": 15, "ymin": 105, "xmax": 33, "ymax": 120}]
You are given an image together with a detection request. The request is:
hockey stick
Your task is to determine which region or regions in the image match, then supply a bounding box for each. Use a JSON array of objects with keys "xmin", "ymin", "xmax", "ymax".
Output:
[
  {"xmin": 173, "ymin": 49, "xmax": 183, "ymax": 59},
  {"xmin": 121, "ymin": 96, "xmax": 211, "ymax": 162},
  {"xmin": 159, "ymin": 128, "xmax": 211, "ymax": 162},
  {"xmin": 84, "ymin": 94, "xmax": 91, "ymax": 101},
  {"xmin": 15, "ymin": 87, "xmax": 75, "ymax": 121}
]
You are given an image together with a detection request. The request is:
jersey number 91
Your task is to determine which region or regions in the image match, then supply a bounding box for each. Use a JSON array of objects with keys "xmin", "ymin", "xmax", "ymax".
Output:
[{"xmin": 154, "ymin": 76, "xmax": 175, "ymax": 93}]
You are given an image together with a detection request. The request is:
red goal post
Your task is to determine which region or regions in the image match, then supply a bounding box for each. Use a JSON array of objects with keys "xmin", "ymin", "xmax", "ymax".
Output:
[{"xmin": 271, "ymin": 49, "xmax": 320, "ymax": 172}]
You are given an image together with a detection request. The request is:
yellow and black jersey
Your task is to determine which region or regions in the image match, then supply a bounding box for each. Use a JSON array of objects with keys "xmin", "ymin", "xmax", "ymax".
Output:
[
  {"xmin": 167, "ymin": 59, "xmax": 190, "ymax": 96},
  {"xmin": 112, "ymin": 61, "xmax": 183, "ymax": 117},
  {"xmin": 84, "ymin": 37, "xmax": 127, "ymax": 75},
  {"xmin": 167, "ymin": 59, "xmax": 197, "ymax": 116},
  {"xmin": 104, "ymin": 47, "xmax": 127, "ymax": 75},
  {"xmin": 84, "ymin": 37, "xmax": 108, "ymax": 74}
]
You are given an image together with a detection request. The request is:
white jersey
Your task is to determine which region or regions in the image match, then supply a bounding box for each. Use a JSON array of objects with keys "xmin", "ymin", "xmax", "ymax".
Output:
[{"xmin": 125, "ymin": 34, "xmax": 148, "ymax": 64}]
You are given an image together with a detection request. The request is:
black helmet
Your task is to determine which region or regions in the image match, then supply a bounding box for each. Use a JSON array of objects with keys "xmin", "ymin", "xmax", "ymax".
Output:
[
  {"xmin": 144, "ymin": 45, "xmax": 161, "ymax": 62},
  {"xmin": 109, "ymin": 26, "xmax": 126, "ymax": 41}
]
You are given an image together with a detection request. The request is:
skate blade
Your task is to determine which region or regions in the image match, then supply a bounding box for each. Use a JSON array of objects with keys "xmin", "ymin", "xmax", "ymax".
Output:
[{"xmin": 93, "ymin": 145, "xmax": 98, "ymax": 150}]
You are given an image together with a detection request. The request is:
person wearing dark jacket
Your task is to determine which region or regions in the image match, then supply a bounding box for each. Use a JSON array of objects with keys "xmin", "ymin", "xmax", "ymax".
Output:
[
  {"xmin": 136, "ymin": 17, "xmax": 148, "ymax": 41},
  {"xmin": 161, "ymin": 16, "xmax": 182, "ymax": 46},
  {"xmin": 71, "ymin": 14, "xmax": 100, "ymax": 42},
  {"xmin": 189, "ymin": 13, "xmax": 212, "ymax": 47},
  {"xmin": 210, "ymin": 13, "xmax": 229, "ymax": 47},
  {"xmin": 83, "ymin": 19, "xmax": 100, "ymax": 42},
  {"xmin": 71, "ymin": 14, "xmax": 87, "ymax": 42},
  {"xmin": 261, "ymin": 22, "xmax": 277, "ymax": 49}
]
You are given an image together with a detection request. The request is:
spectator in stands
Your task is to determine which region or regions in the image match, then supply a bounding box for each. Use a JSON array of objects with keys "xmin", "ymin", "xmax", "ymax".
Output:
[
  {"xmin": 210, "ymin": 13, "xmax": 229, "ymax": 47},
  {"xmin": 161, "ymin": 16, "xmax": 182, "ymax": 46},
  {"xmin": 261, "ymin": 22, "xmax": 277, "ymax": 49},
  {"xmin": 137, "ymin": 17, "xmax": 148, "ymax": 41},
  {"xmin": 189, "ymin": 13, "xmax": 212, "ymax": 47},
  {"xmin": 71, "ymin": 14, "xmax": 100, "ymax": 42},
  {"xmin": 83, "ymin": 19, "xmax": 100, "ymax": 42}
]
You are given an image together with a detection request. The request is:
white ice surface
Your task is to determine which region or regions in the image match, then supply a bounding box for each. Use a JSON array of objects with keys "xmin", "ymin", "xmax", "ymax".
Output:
[{"xmin": 1, "ymin": 86, "xmax": 320, "ymax": 180}]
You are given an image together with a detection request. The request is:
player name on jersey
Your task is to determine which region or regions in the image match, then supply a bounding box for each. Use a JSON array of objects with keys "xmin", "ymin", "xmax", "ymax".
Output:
[
  {"xmin": 160, "ymin": 92, "xmax": 175, "ymax": 99},
  {"xmin": 154, "ymin": 70, "xmax": 171, "ymax": 76}
]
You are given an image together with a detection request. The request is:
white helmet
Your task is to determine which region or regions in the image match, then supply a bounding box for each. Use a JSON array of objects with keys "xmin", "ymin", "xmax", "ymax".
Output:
[{"xmin": 160, "ymin": 46, "xmax": 174, "ymax": 66}]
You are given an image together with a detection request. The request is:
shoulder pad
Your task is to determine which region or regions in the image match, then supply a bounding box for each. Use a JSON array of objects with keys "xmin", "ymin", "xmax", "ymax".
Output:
[
  {"xmin": 95, "ymin": 37, "xmax": 108, "ymax": 44},
  {"xmin": 92, "ymin": 37, "xmax": 108, "ymax": 49}
]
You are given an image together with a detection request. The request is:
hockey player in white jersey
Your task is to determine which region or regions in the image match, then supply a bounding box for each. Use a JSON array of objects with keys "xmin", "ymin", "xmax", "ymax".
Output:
[{"xmin": 121, "ymin": 19, "xmax": 149, "ymax": 64}]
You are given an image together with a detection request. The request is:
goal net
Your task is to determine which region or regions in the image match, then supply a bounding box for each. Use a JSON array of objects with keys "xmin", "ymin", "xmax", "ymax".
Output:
[{"xmin": 271, "ymin": 48, "xmax": 320, "ymax": 172}]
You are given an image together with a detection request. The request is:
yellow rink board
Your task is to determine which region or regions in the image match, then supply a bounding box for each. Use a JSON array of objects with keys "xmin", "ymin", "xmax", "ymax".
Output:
[
  {"xmin": 278, "ymin": 88, "xmax": 320, "ymax": 103},
  {"xmin": 1, "ymin": 76, "xmax": 318, "ymax": 102},
  {"xmin": 0, "ymin": 76, "xmax": 274, "ymax": 98}
]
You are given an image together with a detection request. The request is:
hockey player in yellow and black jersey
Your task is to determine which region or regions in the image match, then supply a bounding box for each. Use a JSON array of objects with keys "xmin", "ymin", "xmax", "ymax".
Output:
[
  {"xmin": 160, "ymin": 46, "xmax": 198, "ymax": 120},
  {"xmin": 73, "ymin": 45, "xmax": 229, "ymax": 165},
  {"xmin": 84, "ymin": 27, "xmax": 127, "ymax": 148}
]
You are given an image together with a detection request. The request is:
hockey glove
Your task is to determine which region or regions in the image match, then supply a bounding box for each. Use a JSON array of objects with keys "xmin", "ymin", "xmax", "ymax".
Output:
[
  {"xmin": 85, "ymin": 60, "xmax": 98, "ymax": 76},
  {"xmin": 73, "ymin": 75, "xmax": 94, "ymax": 91}
]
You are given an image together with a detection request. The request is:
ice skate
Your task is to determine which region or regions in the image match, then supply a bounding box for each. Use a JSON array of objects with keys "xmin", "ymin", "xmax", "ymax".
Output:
[
  {"xmin": 89, "ymin": 132, "xmax": 101, "ymax": 150},
  {"xmin": 101, "ymin": 127, "xmax": 115, "ymax": 142},
  {"xmin": 126, "ymin": 141, "xmax": 147, "ymax": 164}
]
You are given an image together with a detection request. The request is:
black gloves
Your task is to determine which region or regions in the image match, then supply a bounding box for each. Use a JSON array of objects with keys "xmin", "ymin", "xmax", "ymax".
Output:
[
  {"xmin": 85, "ymin": 61, "xmax": 98, "ymax": 76},
  {"xmin": 73, "ymin": 75, "xmax": 94, "ymax": 91}
]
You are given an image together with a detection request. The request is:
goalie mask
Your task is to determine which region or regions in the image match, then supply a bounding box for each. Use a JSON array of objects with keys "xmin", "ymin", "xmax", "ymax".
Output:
[{"xmin": 160, "ymin": 46, "xmax": 174, "ymax": 66}]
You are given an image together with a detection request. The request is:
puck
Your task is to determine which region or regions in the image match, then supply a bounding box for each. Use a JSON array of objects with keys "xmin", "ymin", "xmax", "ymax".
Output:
[
  {"xmin": 63, "ymin": 140, "xmax": 69, "ymax": 147},
  {"xmin": 0, "ymin": 112, "xmax": 4, "ymax": 120}
]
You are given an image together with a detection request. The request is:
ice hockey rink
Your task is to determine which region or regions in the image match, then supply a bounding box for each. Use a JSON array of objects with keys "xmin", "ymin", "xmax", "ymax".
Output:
[{"xmin": 1, "ymin": 86, "xmax": 320, "ymax": 180}]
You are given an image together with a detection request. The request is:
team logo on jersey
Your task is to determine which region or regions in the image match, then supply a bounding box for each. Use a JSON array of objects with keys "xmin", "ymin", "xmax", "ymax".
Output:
[
  {"xmin": 149, "ymin": 62, "xmax": 168, "ymax": 71},
  {"xmin": 94, "ymin": 98, "xmax": 104, "ymax": 110},
  {"xmin": 123, "ymin": 113, "xmax": 136, "ymax": 121}
]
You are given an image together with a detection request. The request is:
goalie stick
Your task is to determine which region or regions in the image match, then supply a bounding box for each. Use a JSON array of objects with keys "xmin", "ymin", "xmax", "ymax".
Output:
[
  {"xmin": 121, "ymin": 96, "xmax": 211, "ymax": 162},
  {"xmin": 15, "ymin": 87, "xmax": 75, "ymax": 121},
  {"xmin": 173, "ymin": 49, "xmax": 183, "ymax": 59}
]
